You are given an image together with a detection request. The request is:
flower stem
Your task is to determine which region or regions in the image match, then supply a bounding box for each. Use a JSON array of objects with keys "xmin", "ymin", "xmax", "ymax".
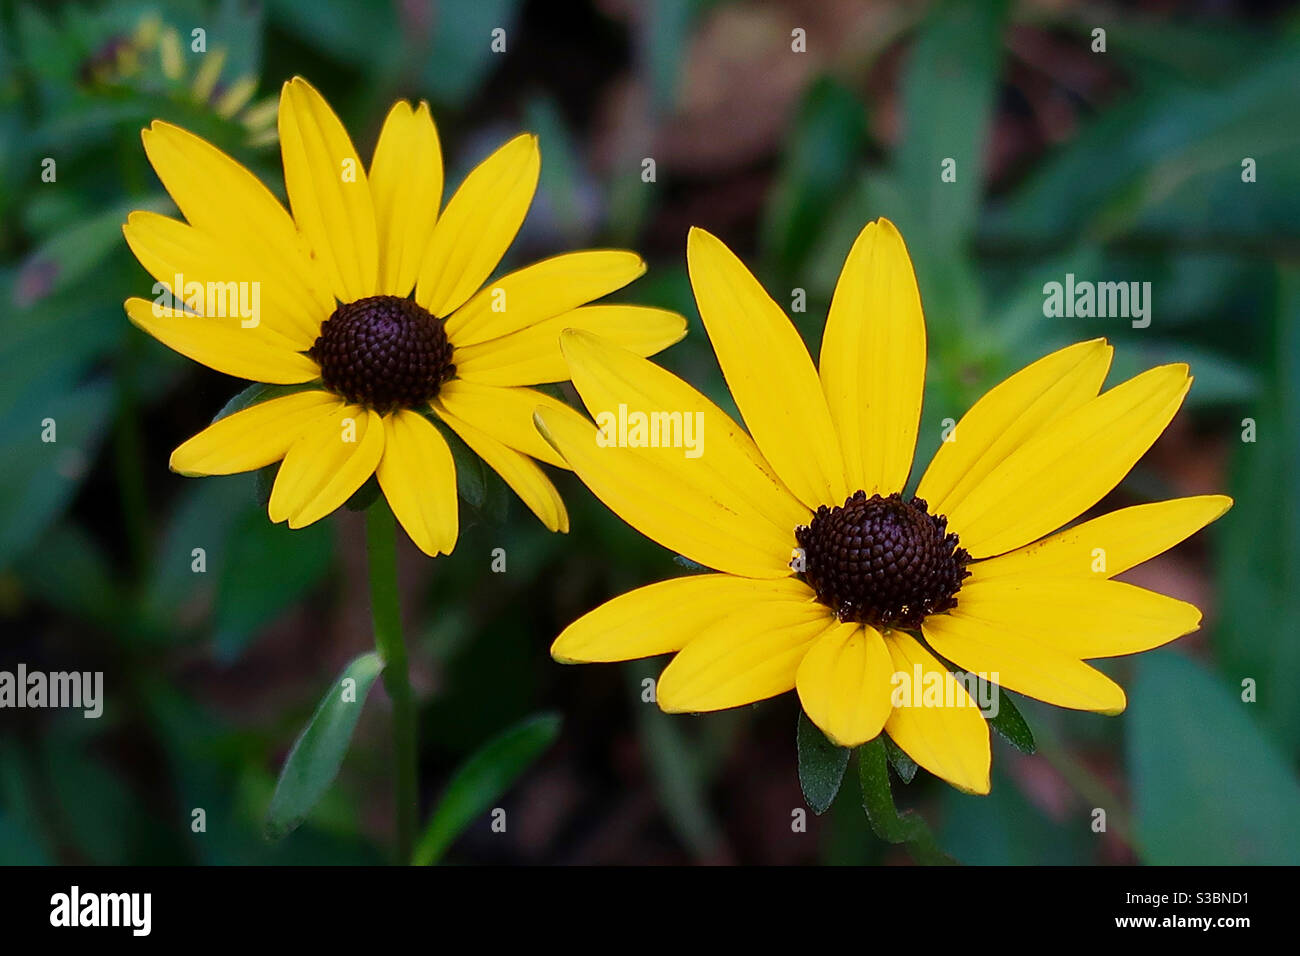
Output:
[{"xmin": 365, "ymin": 499, "xmax": 417, "ymax": 864}]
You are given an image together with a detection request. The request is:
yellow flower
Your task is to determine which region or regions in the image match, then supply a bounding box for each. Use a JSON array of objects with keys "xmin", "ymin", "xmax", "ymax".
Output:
[
  {"xmin": 535, "ymin": 218, "xmax": 1231, "ymax": 795},
  {"xmin": 123, "ymin": 76, "xmax": 684, "ymax": 557}
]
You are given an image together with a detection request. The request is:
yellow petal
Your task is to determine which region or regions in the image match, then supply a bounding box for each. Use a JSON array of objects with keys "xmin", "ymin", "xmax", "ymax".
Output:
[
  {"xmin": 278, "ymin": 76, "xmax": 379, "ymax": 302},
  {"xmin": 553, "ymin": 575, "xmax": 816, "ymax": 663},
  {"xmin": 159, "ymin": 28, "xmax": 183, "ymax": 80},
  {"xmin": 124, "ymin": 297, "xmax": 319, "ymax": 384},
  {"xmin": 686, "ymin": 227, "xmax": 846, "ymax": 510},
  {"xmin": 375, "ymin": 410, "xmax": 458, "ymax": 557},
  {"xmin": 370, "ymin": 100, "xmax": 443, "ymax": 296},
  {"xmin": 968, "ymin": 495, "xmax": 1233, "ymax": 580},
  {"xmin": 952, "ymin": 576, "xmax": 1202, "ymax": 658},
  {"xmin": 416, "ymin": 133, "xmax": 540, "ymax": 317},
  {"xmin": 190, "ymin": 46, "xmax": 225, "ymax": 102},
  {"xmin": 140, "ymin": 120, "xmax": 332, "ymax": 317},
  {"xmin": 917, "ymin": 339, "xmax": 1112, "ymax": 514},
  {"xmin": 945, "ymin": 364, "xmax": 1192, "ymax": 558},
  {"xmin": 123, "ymin": 211, "xmax": 323, "ymax": 347},
  {"xmin": 434, "ymin": 403, "xmax": 568, "ymax": 532},
  {"xmin": 215, "ymin": 74, "xmax": 258, "ymax": 118},
  {"xmin": 882, "ymin": 631, "xmax": 991, "ymax": 795},
  {"xmin": 436, "ymin": 379, "xmax": 584, "ymax": 469},
  {"xmin": 819, "ymin": 219, "xmax": 926, "ymax": 496},
  {"xmin": 796, "ymin": 623, "xmax": 893, "ymax": 748},
  {"xmin": 559, "ymin": 329, "xmax": 808, "ymax": 534},
  {"xmin": 922, "ymin": 613, "xmax": 1127, "ymax": 714},
  {"xmin": 453, "ymin": 305, "xmax": 686, "ymax": 386},
  {"xmin": 445, "ymin": 250, "xmax": 646, "ymax": 346},
  {"xmin": 170, "ymin": 389, "xmax": 343, "ymax": 475},
  {"xmin": 533, "ymin": 404, "xmax": 797, "ymax": 579},
  {"xmin": 268, "ymin": 405, "xmax": 385, "ymax": 528},
  {"xmin": 656, "ymin": 598, "xmax": 836, "ymax": 713}
]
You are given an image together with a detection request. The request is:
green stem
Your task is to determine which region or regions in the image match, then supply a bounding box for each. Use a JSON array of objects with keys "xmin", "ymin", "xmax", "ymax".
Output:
[{"xmin": 365, "ymin": 500, "xmax": 417, "ymax": 864}]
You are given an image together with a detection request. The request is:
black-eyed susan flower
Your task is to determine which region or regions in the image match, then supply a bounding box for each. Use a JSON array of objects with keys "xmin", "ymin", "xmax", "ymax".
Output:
[
  {"xmin": 534, "ymin": 218, "xmax": 1231, "ymax": 795},
  {"xmin": 122, "ymin": 76, "xmax": 684, "ymax": 557},
  {"xmin": 83, "ymin": 13, "xmax": 278, "ymax": 146}
]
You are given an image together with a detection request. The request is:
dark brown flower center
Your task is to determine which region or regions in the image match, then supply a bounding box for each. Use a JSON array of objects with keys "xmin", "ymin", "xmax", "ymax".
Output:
[
  {"xmin": 794, "ymin": 491, "xmax": 970, "ymax": 629},
  {"xmin": 310, "ymin": 295, "xmax": 454, "ymax": 413}
]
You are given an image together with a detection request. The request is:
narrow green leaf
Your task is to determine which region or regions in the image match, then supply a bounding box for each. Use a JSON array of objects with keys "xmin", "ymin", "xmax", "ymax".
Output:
[
  {"xmin": 0, "ymin": 377, "xmax": 113, "ymax": 568},
  {"xmin": 895, "ymin": 0, "xmax": 1008, "ymax": 255},
  {"xmin": 211, "ymin": 382, "xmax": 323, "ymax": 424},
  {"xmin": 672, "ymin": 554, "xmax": 710, "ymax": 573},
  {"xmin": 796, "ymin": 710, "xmax": 849, "ymax": 814},
  {"xmin": 986, "ymin": 685, "xmax": 1036, "ymax": 754},
  {"xmin": 254, "ymin": 463, "xmax": 277, "ymax": 509},
  {"xmin": 1128, "ymin": 652, "xmax": 1300, "ymax": 864},
  {"xmin": 883, "ymin": 734, "xmax": 918, "ymax": 784},
  {"xmin": 343, "ymin": 474, "xmax": 382, "ymax": 512},
  {"xmin": 857, "ymin": 738, "xmax": 954, "ymax": 864},
  {"xmin": 214, "ymin": 512, "xmax": 334, "ymax": 661},
  {"xmin": 14, "ymin": 199, "xmax": 151, "ymax": 306},
  {"xmin": 761, "ymin": 76, "xmax": 870, "ymax": 275},
  {"xmin": 1213, "ymin": 269, "xmax": 1300, "ymax": 752},
  {"xmin": 627, "ymin": 666, "xmax": 726, "ymax": 859},
  {"xmin": 421, "ymin": 411, "xmax": 510, "ymax": 523},
  {"xmin": 265, "ymin": 652, "xmax": 385, "ymax": 841},
  {"xmin": 414, "ymin": 712, "xmax": 561, "ymax": 865}
]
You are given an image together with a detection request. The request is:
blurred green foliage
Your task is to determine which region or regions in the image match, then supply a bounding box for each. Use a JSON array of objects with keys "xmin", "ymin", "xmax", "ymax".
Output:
[{"xmin": 0, "ymin": 0, "xmax": 1297, "ymax": 865}]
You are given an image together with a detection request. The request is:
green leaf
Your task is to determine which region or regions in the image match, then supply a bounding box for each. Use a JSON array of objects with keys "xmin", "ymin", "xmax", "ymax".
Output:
[
  {"xmin": 0, "ymin": 296, "xmax": 119, "ymax": 423},
  {"xmin": 43, "ymin": 739, "xmax": 158, "ymax": 864},
  {"xmin": 986, "ymin": 686, "xmax": 1036, "ymax": 754},
  {"xmin": 422, "ymin": 0, "xmax": 523, "ymax": 102},
  {"xmin": 0, "ymin": 377, "xmax": 113, "ymax": 569},
  {"xmin": 644, "ymin": 0, "xmax": 697, "ymax": 110},
  {"xmin": 265, "ymin": 0, "xmax": 404, "ymax": 78},
  {"xmin": 796, "ymin": 710, "xmax": 849, "ymax": 814},
  {"xmin": 141, "ymin": 474, "xmax": 252, "ymax": 627},
  {"xmin": 14, "ymin": 522, "xmax": 121, "ymax": 631},
  {"xmin": 211, "ymin": 382, "xmax": 323, "ymax": 424},
  {"xmin": 343, "ymin": 474, "xmax": 382, "ymax": 512},
  {"xmin": 857, "ymin": 738, "xmax": 953, "ymax": 864},
  {"xmin": 672, "ymin": 554, "xmax": 710, "ymax": 573},
  {"xmin": 214, "ymin": 511, "xmax": 335, "ymax": 661},
  {"xmin": 894, "ymin": 0, "xmax": 1008, "ymax": 256},
  {"xmin": 1128, "ymin": 652, "xmax": 1300, "ymax": 865},
  {"xmin": 524, "ymin": 96, "xmax": 591, "ymax": 246},
  {"xmin": 761, "ymin": 76, "xmax": 870, "ymax": 276},
  {"xmin": 426, "ymin": 413, "xmax": 509, "ymax": 524},
  {"xmin": 265, "ymin": 652, "xmax": 385, "ymax": 841},
  {"xmin": 938, "ymin": 767, "xmax": 1094, "ymax": 864},
  {"xmin": 983, "ymin": 41, "xmax": 1300, "ymax": 245},
  {"xmin": 1213, "ymin": 268, "xmax": 1300, "ymax": 752},
  {"xmin": 414, "ymin": 712, "xmax": 561, "ymax": 865},
  {"xmin": 12, "ymin": 199, "xmax": 155, "ymax": 306},
  {"xmin": 626, "ymin": 666, "xmax": 726, "ymax": 859},
  {"xmin": 883, "ymin": 735, "xmax": 918, "ymax": 784}
]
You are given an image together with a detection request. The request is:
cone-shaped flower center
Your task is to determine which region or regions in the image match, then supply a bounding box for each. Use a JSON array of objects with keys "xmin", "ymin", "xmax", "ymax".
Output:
[
  {"xmin": 311, "ymin": 295, "xmax": 455, "ymax": 413},
  {"xmin": 795, "ymin": 491, "xmax": 970, "ymax": 628}
]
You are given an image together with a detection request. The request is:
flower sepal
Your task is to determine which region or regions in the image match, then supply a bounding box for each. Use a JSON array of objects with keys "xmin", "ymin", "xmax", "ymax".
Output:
[{"xmin": 797, "ymin": 710, "xmax": 850, "ymax": 815}]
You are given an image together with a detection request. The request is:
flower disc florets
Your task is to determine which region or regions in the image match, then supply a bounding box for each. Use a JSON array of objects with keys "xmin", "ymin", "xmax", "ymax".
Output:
[{"xmin": 795, "ymin": 491, "xmax": 970, "ymax": 628}]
